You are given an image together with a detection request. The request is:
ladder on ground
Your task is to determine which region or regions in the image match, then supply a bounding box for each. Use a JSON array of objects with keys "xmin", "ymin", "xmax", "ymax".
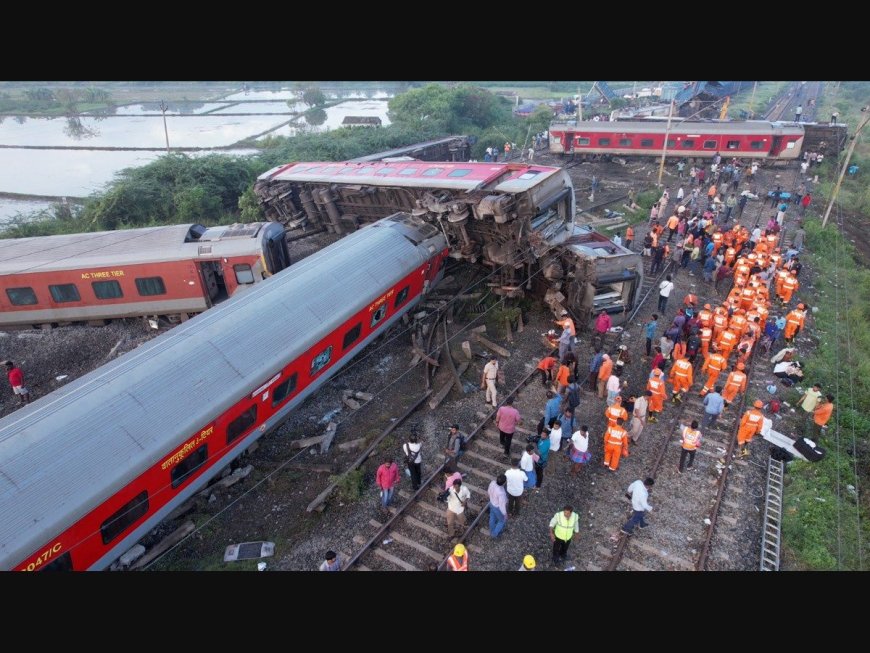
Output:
[{"xmin": 760, "ymin": 456, "xmax": 785, "ymax": 571}]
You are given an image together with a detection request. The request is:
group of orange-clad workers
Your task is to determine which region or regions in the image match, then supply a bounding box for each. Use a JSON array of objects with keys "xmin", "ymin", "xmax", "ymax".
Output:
[{"xmin": 638, "ymin": 221, "xmax": 806, "ymax": 460}]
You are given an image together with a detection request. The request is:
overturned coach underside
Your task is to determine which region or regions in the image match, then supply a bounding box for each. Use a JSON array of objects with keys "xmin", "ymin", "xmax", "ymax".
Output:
[{"xmin": 254, "ymin": 161, "xmax": 643, "ymax": 328}]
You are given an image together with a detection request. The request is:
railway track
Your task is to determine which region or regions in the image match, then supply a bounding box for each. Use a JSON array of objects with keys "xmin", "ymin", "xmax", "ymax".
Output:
[{"xmin": 336, "ymin": 163, "xmax": 796, "ymax": 571}]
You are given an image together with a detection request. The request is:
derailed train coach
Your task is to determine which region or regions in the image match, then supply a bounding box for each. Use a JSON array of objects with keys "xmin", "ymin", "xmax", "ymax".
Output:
[{"xmin": 254, "ymin": 160, "xmax": 643, "ymax": 327}]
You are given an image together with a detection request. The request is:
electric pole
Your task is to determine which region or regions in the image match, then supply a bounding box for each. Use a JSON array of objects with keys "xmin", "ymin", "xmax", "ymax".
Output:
[
  {"xmin": 159, "ymin": 100, "xmax": 171, "ymax": 154},
  {"xmin": 822, "ymin": 106, "xmax": 870, "ymax": 228},
  {"xmin": 749, "ymin": 81, "xmax": 758, "ymax": 118},
  {"xmin": 657, "ymin": 99, "xmax": 675, "ymax": 187}
]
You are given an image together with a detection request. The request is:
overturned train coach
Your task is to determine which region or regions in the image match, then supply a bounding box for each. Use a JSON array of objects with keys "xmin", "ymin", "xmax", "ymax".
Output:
[{"xmin": 254, "ymin": 160, "xmax": 643, "ymax": 326}]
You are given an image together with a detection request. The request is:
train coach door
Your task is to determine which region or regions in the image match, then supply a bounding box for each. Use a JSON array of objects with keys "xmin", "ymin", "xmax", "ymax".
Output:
[
  {"xmin": 199, "ymin": 261, "xmax": 227, "ymax": 306},
  {"xmin": 771, "ymin": 136, "xmax": 783, "ymax": 157},
  {"xmin": 262, "ymin": 224, "xmax": 291, "ymax": 275}
]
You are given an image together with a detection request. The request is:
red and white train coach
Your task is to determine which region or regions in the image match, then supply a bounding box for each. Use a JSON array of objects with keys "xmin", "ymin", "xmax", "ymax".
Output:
[
  {"xmin": 548, "ymin": 120, "xmax": 805, "ymax": 160},
  {"xmin": 0, "ymin": 213, "xmax": 447, "ymax": 571},
  {"xmin": 0, "ymin": 221, "xmax": 291, "ymax": 328}
]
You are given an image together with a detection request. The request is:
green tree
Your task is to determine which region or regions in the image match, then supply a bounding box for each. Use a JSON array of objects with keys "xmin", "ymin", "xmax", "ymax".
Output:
[
  {"xmin": 238, "ymin": 187, "xmax": 265, "ymax": 222},
  {"xmin": 388, "ymin": 83, "xmax": 453, "ymax": 132},
  {"xmin": 301, "ymin": 86, "xmax": 327, "ymax": 107},
  {"xmin": 304, "ymin": 106, "xmax": 327, "ymax": 127}
]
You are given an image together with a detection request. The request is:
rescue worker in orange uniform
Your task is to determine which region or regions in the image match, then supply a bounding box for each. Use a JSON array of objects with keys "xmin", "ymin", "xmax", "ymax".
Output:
[
  {"xmin": 712, "ymin": 231, "xmax": 724, "ymax": 255},
  {"xmin": 669, "ymin": 356, "xmax": 694, "ymax": 403},
  {"xmin": 699, "ymin": 325, "xmax": 714, "ymax": 359},
  {"xmin": 736, "ymin": 334, "xmax": 754, "ymax": 365},
  {"xmin": 728, "ymin": 309, "xmax": 748, "ymax": 338},
  {"xmin": 700, "ymin": 348, "xmax": 727, "ymax": 395},
  {"xmin": 603, "ymin": 418, "xmax": 629, "ymax": 471},
  {"xmin": 779, "ymin": 270, "xmax": 800, "ymax": 304},
  {"xmin": 724, "ymin": 246, "xmax": 737, "ymax": 267},
  {"xmin": 625, "ymin": 225, "xmax": 635, "ymax": 249},
  {"xmin": 717, "ymin": 328, "xmax": 739, "ymax": 361},
  {"xmin": 646, "ymin": 369, "xmax": 667, "ymax": 422},
  {"xmin": 737, "ymin": 400, "xmax": 765, "ymax": 457},
  {"xmin": 678, "ymin": 420, "xmax": 702, "ymax": 473},
  {"xmin": 684, "ymin": 292, "xmax": 698, "ymax": 308},
  {"xmin": 739, "ymin": 285, "xmax": 756, "ymax": 311},
  {"xmin": 721, "ymin": 362, "xmax": 748, "ymax": 406},
  {"xmin": 784, "ymin": 305, "xmax": 806, "ymax": 343},
  {"xmin": 775, "ymin": 269, "xmax": 789, "ymax": 298},
  {"xmin": 605, "ymin": 396, "xmax": 628, "ymax": 427},
  {"xmin": 672, "ymin": 339, "xmax": 686, "ymax": 363},
  {"xmin": 712, "ymin": 309, "xmax": 729, "ymax": 343},
  {"xmin": 597, "ymin": 353, "xmax": 613, "ymax": 399},
  {"xmin": 698, "ymin": 304, "xmax": 713, "ymax": 329},
  {"xmin": 447, "ymin": 543, "xmax": 468, "ymax": 571}
]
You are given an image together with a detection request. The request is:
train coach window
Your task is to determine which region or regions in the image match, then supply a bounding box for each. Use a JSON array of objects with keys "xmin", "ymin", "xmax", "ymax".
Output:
[
  {"xmin": 310, "ymin": 345, "xmax": 333, "ymax": 376},
  {"xmin": 447, "ymin": 169, "xmax": 472, "ymax": 177},
  {"xmin": 92, "ymin": 280, "xmax": 123, "ymax": 300},
  {"xmin": 618, "ymin": 138, "xmax": 632, "ymax": 147},
  {"xmin": 750, "ymin": 141, "xmax": 765, "ymax": 150},
  {"xmin": 394, "ymin": 286, "xmax": 410, "ymax": 308},
  {"xmin": 640, "ymin": 139, "xmax": 654, "ymax": 147},
  {"xmin": 272, "ymin": 373, "xmax": 298, "ymax": 407},
  {"xmin": 682, "ymin": 140, "xmax": 695, "ymax": 148},
  {"xmin": 135, "ymin": 277, "xmax": 166, "ymax": 296},
  {"xmin": 5, "ymin": 287, "xmax": 37, "ymax": 306},
  {"xmin": 598, "ymin": 138, "xmax": 611, "ymax": 146},
  {"xmin": 576, "ymin": 138, "xmax": 590, "ymax": 146},
  {"xmin": 422, "ymin": 168, "xmax": 444, "ymax": 176},
  {"xmin": 667, "ymin": 139, "xmax": 677, "ymax": 148},
  {"xmin": 171, "ymin": 444, "xmax": 208, "ymax": 489},
  {"xmin": 703, "ymin": 140, "xmax": 717, "ymax": 149},
  {"xmin": 370, "ymin": 303, "xmax": 387, "ymax": 328},
  {"xmin": 727, "ymin": 140, "xmax": 740, "ymax": 150},
  {"xmin": 234, "ymin": 264, "xmax": 255, "ymax": 285},
  {"xmin": 227, "ymin": 405, "xmax": 258, "ymax": 445},
  {"xmin": 399, "ymin": 168, "xmax": 419, "ymax": 175},
  {"xmin": 100, "ymin": 491, "xmax": 149, "ymax": 545},
  {"xmin": 49, "ymin": 284, "xmax": 81, "ymax": 303},
  {"xmin": 375, "ymin": 167, "xmax": 397, "ymax": 175},
  {"xmin": 342, "ymin": 322, "xmax": 362, "ymax": 350},
  {"xmin": 41, "ymin": 551, "xmax": 73, "ymax": 572}
]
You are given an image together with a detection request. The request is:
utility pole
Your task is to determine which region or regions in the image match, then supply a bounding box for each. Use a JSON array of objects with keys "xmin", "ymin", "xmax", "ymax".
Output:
[
  {"xmin": 577, "ymin": 91, "xmax": 582, "ymax": 122},
  {"xmin": 749, "ymin": 81, "xmax": 758, "ymax": 118},
  {"xmin": 822, "ymin": 106, "xmax": 870, "ymax": 228},
  {"xmin": 656, "ymin": 99, "xmax": 675, "ymax": 187},
  {"xmin": 159, "ymin": 100, "xmax": 171, "ymax": 154}
]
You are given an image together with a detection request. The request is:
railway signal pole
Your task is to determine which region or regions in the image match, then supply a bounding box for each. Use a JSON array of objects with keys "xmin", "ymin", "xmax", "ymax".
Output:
[
  {"xmin": 822, "ymin": 106, "xmax": 870, "ymax": 228},
  {"xmin": 656, "ymin": 99, "xmax": 675, "ymax": 187}
]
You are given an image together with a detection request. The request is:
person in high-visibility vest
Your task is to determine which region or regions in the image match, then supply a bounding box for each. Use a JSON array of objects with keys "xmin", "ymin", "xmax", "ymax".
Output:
[
  {"xmin": 625, "ymin": 225, "xmax": 635, "ymax": 250},
  {"xmin": 698, "ymin": 304, "xmax": 714, "ymax": 329},
  {"xmin": 700, "ymin": 349, "xmax": 727, "ymax": 395},
  {"xmin": 783, "ymin": 305, "xmax": 806, "ymax": 343},
  {"xmin": 721, "ymin": 362, "xmax": 748, "ymax": 406},
  {"xmin": 737, "ymin": 400, "xmax": 765, "ymax": 457},
  {"xmin": 603, "ymin": 419, "xmax": 628, "ymax": 471},
  {"xmin": 549, "ymin": 505, "xmax": 580, "ymax": 567},
  {"xmin": 678, "ymin": 420, "xmax": 702, "ymax": 473},
  {"xmin": 447, "ymin": 543, "xmax": 468, "ymax": 571},
  {"xmin": 717, "ymin": 329, "xmax": 738, "ymax": 361},
  {"xmin": 699, "ymin": 325, "xmax": 713, "ymax": 359},
  {"xmin": 711, "ymin": 310, "xmax": 729, "ymax": 343},
  {"xmin": 668, "ymin": 356, "xmax": 694, "ymax": 403},
  {"xmin": 779, "ymin": 270, "xmax": 800, "ymax": 304},
  {"xmin": 605, "ymin": 396, "xmax": 628, "ymax": 427},
  {"xmin": 646, "ymin": 369, "xmax": 667, "ymax": 422}
]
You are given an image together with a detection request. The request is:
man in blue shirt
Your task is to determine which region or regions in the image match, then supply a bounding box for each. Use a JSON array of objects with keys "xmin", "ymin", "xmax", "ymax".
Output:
[
  {"xmin": 644, "ymin": 315, "xmax": 658, "ymax": 357},
  {"xmin": 588, "ymin": 347, "xmax": 605, "ymax": 390},
  {"xmin": 702, "ymin": 385, "xmax": 725, "ymax": 428}
]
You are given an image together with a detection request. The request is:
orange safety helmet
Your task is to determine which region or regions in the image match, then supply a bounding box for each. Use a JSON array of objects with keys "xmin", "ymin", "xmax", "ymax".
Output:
[{"xmin": 754, "ymin": 400, "xmax": 763, "ymax": 408}]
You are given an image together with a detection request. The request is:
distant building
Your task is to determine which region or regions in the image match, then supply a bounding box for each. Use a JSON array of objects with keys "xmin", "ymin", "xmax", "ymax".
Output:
[{"xmin": 341, "ymin": 116, "xmax": 382, "ymax": 127}]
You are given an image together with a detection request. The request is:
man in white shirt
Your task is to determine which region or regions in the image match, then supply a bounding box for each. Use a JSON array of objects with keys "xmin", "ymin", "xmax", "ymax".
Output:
[
  {"xmin": 481, "ymin": 356, "xmax": 499, "ymax": 407},
  {"xmin": 621, "ymin": 477, "xmax": 654, "ymax": 535},
  {"xmin": 504, "ymin": 459, "xmax": 528, "ymax": 517},
  {"xmin": 445, "ymin": 478, "xmax": 471, "ymax": 538},
  {"xmin": 613, "ymin": 232, "xmax": 622, "ymax": 247},
  {"xmin": 548, "ymin": 420, "xmax": 563, "ymax": 453},
  {"xmin": 658, "ymin": 275, "xmax": 674, "ymax": 313}
]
